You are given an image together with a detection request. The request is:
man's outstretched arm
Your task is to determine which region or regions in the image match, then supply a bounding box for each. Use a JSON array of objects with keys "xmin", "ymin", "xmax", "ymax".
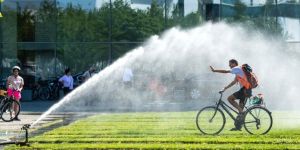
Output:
[
  {"xmin": 223, "ymin": 78, "xmax": 238, "ymax": 91},
  {"xmin": 210, "ymin": 66, "xmax": 230, "ymax": 73}
]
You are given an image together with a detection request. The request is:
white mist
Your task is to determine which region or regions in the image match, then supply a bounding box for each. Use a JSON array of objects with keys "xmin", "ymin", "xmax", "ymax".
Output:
[{"xmin": 32, "ymin": 22, "xmax": 300, "ymax": 128}]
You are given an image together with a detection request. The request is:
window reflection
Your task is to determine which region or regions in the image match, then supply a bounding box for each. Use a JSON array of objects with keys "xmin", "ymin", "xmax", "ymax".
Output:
[{"xmin": 0, "ymin": 0, "xmax": 299, "ymax": 83}]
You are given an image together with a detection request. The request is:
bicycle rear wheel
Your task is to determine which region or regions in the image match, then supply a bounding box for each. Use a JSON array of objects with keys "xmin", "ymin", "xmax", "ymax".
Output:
[
  {"xmin": 39, "ymin": 87, "xmax": 50, "ymax": 100},
  {"xmin": 244, "ymin": 106, "xmax": 273, "ymax": 135},
  {"xmin": 196, "ymin": 106, "xmax": 226, "ymax": 135},
  {"xmin": 1, "ymin": 100, "xmax": 20, "ymax": 122}
]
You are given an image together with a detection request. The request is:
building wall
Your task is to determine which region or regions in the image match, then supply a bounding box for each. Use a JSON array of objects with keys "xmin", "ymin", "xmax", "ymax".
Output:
[
  {"xmin": 0, "ymin": 0, "xmax": 198, "ymax": 89},
  {"xmin": 1, "ymin": 0, "xmax": 298, "ymax": 89}
]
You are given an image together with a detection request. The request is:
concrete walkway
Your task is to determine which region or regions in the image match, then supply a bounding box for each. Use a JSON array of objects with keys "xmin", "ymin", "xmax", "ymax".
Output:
[{"xmin": 0, "ymin": 100, "xmax": 58, "ymax": 143}]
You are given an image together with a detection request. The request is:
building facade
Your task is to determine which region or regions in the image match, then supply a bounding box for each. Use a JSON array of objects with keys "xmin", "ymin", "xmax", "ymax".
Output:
[{"xmin": 0, "ymin": 0, "xmax": 299, "ymax": 89}]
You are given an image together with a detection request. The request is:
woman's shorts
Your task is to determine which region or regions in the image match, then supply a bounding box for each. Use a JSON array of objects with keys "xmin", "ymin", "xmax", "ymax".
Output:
[{"xmin": 7, "ymin": 88, "xmax": 21, "ymax": 100}]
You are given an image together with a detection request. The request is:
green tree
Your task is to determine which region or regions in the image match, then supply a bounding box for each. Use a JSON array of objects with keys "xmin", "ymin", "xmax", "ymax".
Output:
[
  {"xmin": 33, "ymin": 0, "xmax": 168, "ymax": 73},
  {"xmin": 36, "ymin": 0, "xmax": 57, "ymax": 42},
  {"xmin": 17, "ymin": 9, "xmax": 35, "ymax": 41},
  {"xmin": 233, "ymin": 0, "xmax": 247, "ymax": 21},
  {"xmin": 55, "ymin": 3, "xmax": 108, "ymax": 72},
  {"xmin": 168, "ymin": 2, "xmax": 203, "ymax": 28}
]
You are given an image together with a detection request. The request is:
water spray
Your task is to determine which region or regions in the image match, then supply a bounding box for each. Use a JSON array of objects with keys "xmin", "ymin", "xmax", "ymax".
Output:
[{"xmin": 30, "ymin": 23, "xmax": 300, "ymax": 131}]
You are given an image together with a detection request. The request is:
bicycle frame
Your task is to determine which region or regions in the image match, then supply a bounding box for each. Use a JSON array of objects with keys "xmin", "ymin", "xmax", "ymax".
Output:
[
  {"xmin": 214, "ymin": 92, "xmax": 250, "ymax": 121},
  {"xmin": 0, "ymin": 94, "xmax": 13, "ymax": 109},
  {"xmin": 197, "ymin": 91, "xmax": 273, "ymax": 135},
  {"xmin": 0, "ymin": 97, "xmax": 7, "ymax": 110}
]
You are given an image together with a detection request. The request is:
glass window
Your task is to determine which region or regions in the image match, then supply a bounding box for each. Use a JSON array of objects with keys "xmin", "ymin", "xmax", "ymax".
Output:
[
  {"xmin": 0, "ymin": 44, "xmax": 19, "ymax": 80},
  {"xmin": 1, "ymin": 0, "xmax": 18, "ymax": 43},
  {"xmin": 110, "ymin": 0, "xmax": 164, "ymax": 42},
  {"xmin": 16, "ymin": 0, "xmax": 43, "ymax": 42},
  {"xmin": 0, "ymin": 0, "xmax": 298, "ymax": 90},
  {"xmin": 17, "ymin": 43, "xmax": 55, "ymax": 87},
  {"xmin": 167, "ymin": 0, "xmax": 202, "ymax": 28},
  {"xmin": 112, "ymin": 43, "xmax": 140, "ymax": 60},
  {"xmin": 56, "ymin": 0, "xmax": 109, "ymax": 42},
  {"xmin": 278, "ymin": 0, "xmax": 300, "ymax": 41},
  {"xmin": 57, "ymin": 43, "xmax": 109, "ymax": 74}
]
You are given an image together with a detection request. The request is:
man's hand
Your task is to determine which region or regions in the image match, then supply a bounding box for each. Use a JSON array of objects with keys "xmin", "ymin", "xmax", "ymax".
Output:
[
  {"xmin": 209, "ymin": 66, "xmax": 230, "ymax": 74},
  {"xmin": 210, "ymin": 66, "xmax": 215, "ymax": 72},
  {"xmin": 219, "ymin": 87, "xmax": 227, "ymax": 94},
  {"xmin": 222, "ymin": 87, "xmax": 227, "ymax": 92}
]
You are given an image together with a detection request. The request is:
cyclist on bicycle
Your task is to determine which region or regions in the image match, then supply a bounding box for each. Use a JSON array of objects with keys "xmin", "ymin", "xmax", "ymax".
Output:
[
  {"xmin": 6, "ymin": 66, "xmax": 24, "ymax": 121},
  {"xmin": 210, "ymin": 59, "xmax": 252, "ymax": 130}
]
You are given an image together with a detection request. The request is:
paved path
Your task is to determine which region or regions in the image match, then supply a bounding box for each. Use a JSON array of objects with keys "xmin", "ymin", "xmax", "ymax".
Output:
[
  {"xmin": 0, "ymin": 100, "xmax": 57, "ymax": 131},
  {"xmin": 21, "ymin": 100, "xmax": 57, "ymax": 113},
  {"xmin": 0, "ymin": 100, "xmax": 58, "ymax": 144}
]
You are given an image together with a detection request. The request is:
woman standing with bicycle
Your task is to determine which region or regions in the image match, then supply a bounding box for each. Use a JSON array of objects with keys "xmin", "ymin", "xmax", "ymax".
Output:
[{"xmin": 6, "ymin": 66, "xmax": 24, "ymax": 121}]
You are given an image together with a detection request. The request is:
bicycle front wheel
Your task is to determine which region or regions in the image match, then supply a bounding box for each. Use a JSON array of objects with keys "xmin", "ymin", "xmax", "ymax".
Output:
[
  {"xmin": 1, "ymin": 100, "xmax": 20, "ymax": 122},
  {"xmin": 32, "ymin": 88, "xmax": 39, "ymax": 100},
  {"xmin": 244, "ymin": 106, "xmax": 273, "ymax": 135},
  {"xmin": 196, "ymin": 106, "xmax": 226, "ymax": 135}
]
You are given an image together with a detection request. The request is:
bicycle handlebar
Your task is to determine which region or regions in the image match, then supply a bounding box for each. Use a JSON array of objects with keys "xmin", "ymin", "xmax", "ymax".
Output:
[{"xmin": 219, "ymin": 90, "xmax": 224, "ymax": 94}]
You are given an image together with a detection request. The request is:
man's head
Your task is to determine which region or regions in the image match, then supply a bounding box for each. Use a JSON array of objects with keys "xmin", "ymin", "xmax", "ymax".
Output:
[
  {"xmin": 65, "ymin": 68, "xmax": 71, "ymax": 75},
  {"xmin": 229, "ymin": 59, "xmax": 238, "ymax": 68}
]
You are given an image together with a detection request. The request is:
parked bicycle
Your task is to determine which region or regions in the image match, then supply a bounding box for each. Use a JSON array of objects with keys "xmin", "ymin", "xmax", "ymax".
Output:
[
  {"xmin": 47, "ymin": 77, "xmax": 61, "ymax": 100},
  {"xmin": 0, "ymin": 89, "xmax": 21, "ymax": 122},
  {"xmin": 39, "ymin": 77, "xmax": 61, "ymax": 100},
  {"xmin": 31, "ymin": 77, "xmax": 61, "ymax": 101},
  {"xmin": 196, "ymin": 91, "xmax": 272, "ymax": 135},
  {"xmin": 32, "ymin": 79, "xmax": 48, "ymax": 100}
]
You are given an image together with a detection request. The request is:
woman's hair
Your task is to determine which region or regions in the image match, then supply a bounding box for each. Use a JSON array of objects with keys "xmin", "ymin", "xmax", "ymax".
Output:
[
  {"xmin": 65, "ymin": 68, "xmax": 71, "ymax": 74},
  {"xmin": 229, "ymin": 59, "xmax": 238, "ymax": 66}
]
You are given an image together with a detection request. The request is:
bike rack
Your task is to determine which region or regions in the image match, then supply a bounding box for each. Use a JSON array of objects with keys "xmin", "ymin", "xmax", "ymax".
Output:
[{"xmin": 0, "ymin": 124, "xmax": 30, "ymax": 146}]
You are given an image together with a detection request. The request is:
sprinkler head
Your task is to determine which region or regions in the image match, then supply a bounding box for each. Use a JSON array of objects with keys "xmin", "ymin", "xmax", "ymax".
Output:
[{"xmin": 21, "ymin": 124, "xmax": 31, "ymax": 130}]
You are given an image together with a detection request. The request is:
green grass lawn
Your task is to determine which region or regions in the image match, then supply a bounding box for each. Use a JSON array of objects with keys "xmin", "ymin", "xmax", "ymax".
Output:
[{"xmin": 6, "ymin": 111, "xmax": 300, "ymax": 149}]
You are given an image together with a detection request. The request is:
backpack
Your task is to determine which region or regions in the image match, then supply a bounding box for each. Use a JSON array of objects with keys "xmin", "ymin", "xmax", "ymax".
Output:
[{"xmin": 241, "ymin": 64, "xmax": 258, "ymax": 89}]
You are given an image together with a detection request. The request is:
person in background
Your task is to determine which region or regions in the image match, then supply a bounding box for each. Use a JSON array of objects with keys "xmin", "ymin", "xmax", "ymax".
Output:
[
  {"xmin": 122, "ymin": 67, "xmax": 133, "ymax": 88},
  {"xmin": 148, "ymin": 75, "xmax": 167, "ymax": 100},
  {"xmin": 82, "ymin": 66, "xmax": 96, "ymax": 107},
  {"xmin": 59, "ymin": 68, "xmax": 74, "ymax": 96},
  {"xmin": 83, "ymin": 66, "xmax": 96, "ymax": 82},
  {"xmin": 6, "ymin": 66, "xmax": 24, "ymax": 121}
]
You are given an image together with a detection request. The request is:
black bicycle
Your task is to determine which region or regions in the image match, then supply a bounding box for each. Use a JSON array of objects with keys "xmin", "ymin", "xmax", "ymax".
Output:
[
  {"xmin": 0, "ymin": 90, "xmax": 21, "ymax": 122},
  {"xmin": 196, "ymin": 91, "xmax": 272, "ymax": 135},
  {"xmin": 38, "ymin": 77, "xmax": 61, "ymax": 100},
  {"xmin": 47, "ymin": 78, "xmax": 61, "ymax": 100}
]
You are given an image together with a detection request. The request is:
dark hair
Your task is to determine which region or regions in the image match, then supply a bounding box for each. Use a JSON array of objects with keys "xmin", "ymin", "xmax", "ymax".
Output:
[
  {"xmin": 229, "ymin": 59, "xmax": 238, "ymax": 65},
  {"xmin": 12, "ymin": 68, "xmax": 19, "ymax": 72},
  {"xmin": 65, "ymin": 68, "xmax": 71, "ymax": 74}
]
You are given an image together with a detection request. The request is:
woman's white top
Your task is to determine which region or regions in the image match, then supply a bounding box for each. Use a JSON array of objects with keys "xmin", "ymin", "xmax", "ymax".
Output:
[
  {"xmin": 7, "ymin": 75, "xmax": 24, "ymax": 90},
  {"xmin": 59, "ymin": 75, "xmax": 74, "ymax": 90}
]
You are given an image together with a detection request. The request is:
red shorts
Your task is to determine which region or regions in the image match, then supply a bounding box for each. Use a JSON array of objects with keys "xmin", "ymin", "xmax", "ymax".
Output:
[{"xmin": 7, "ymin": 88, "xmax": 21, "ymax": 100}]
